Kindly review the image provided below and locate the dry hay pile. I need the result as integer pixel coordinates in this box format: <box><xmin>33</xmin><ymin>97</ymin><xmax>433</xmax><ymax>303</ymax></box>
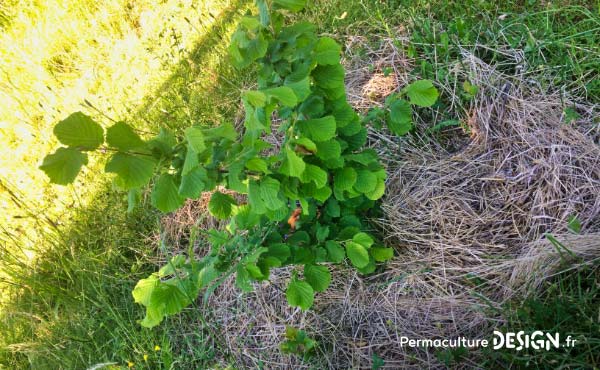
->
<box><xmin>159</xmin><ymin>39</ymin><xmax>600</xmax><ymax>369</ymax></box>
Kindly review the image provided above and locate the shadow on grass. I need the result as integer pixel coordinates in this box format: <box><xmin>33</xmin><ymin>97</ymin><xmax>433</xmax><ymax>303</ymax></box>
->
<box><xmin>0</xmin><ymin>1</ymin><xmax>250</xmax><ymax>368</ymax></box>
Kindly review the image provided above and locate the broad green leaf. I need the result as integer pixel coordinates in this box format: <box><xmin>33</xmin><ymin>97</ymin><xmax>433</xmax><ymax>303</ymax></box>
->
<box><xmin>371</xmin><ymin>247</ymin><xmax>394</xmax><ymax>262</ymax></box>
<box><xmin>354</xmin><ymin>170</ymin><xmax>377</xmax><ymax>193</ymax></box>
<box><xmin>345</xmin><ymin>150</ymin><xmax>378</xmax><ymax>165</ymax></box>
<box><xmin>273</xmin><ymin>0</ymin><xmax>306</xmax><ymax>12</ymax></box>
<box><xmin>338</xmin><ymin>117</ymin><xmax>361</xmax><ymax>136</ymax></box>
<box><xmin>151</xmin><ymin>174</ymin><xmax>185</xmax><ymax>213</ymax></box>
<box><xmin>286</xmin><ymin>278</ymin><xmax>314</xmax><ymax>310</ymax></box>
<box><xmin>239</xmin><ymin>16</ymin><xmax>261</xmax><ymax>30</ymax></box>
<box><xmin>314</xmin><ymin>37</ymin><xmax>341</xmax><ymax>65</ymax></box>
<box><xmin>312</xmin><ymin>64</ymin><xmax>345</xmax><ymax>99</ymax></box>
<box><xmin>300</xmin><ymin>164</ymin><xmax>328</xmax><ymax>188</ymax></box>
<box><xmin>244</xmin><ymin>90</ymin><xmax>267</xmax><ymax>107</ymax></box>
<box><xmin>245</xmin><ymin>158</ymin><xmax>270</xmax><ymax>173</ymax></box>
<box><xmin>263</xmin><ymin>86</ymin><xmax>298</xmax><ymax>107</ymax></box>
<box><xmin>148</xmin><ymin>127</ymin><xmax>176</xmax><ymax>156</ymax></box>
<box><xmin>365</xmin><ymin>178</ymin><xmax>385</xmax><ymax>200</ymax></box>
<box><xmin>106</xmin><ymin>121</ymin><xmax>145</xmax><ymax>150</ymax></box>
<box><xmin>331</xmin><ymin>100</ymin><xmax>356</xmax><ymax>128</ymax></box>
<box><xmin>334</xmin><ymin>167</ymin><xmax>357</xmax><ymax>191</ymax></box>
<box><xmin>344</xmin><ymin>127</ymin><xmax>368</xmax><ymax>151</ymax></box>
<box><xmin>127</xmin><ymin>188</ymin><xmax>141</xmax><ymax>213</ymax></box>
<box><xmin>260</xmin><ymin>177</ymin><xmax>285</xmax><ymax>210</ymax></box>
<box><xmin>280</xmin><ymin>147</ymin><xmax>306</xmax><ymax>178</ymax></box>
<box><xmin>315</xmin><ymin>140</ymin><xmax>341</xmax><ymax>160</ymax></box>
<box><xmin>182</xmin><ymin>147</ymin><xmax>199</xmax><ymax>176</ymax></box>
<box><xmin>203</xmin><ymin>123</ymin><xmax>237</xmax><ymax>141</ymax></box>
<box><xmin>294</xmin><ymin>137</ymin><xmax>317</xmax><ymax>153</ymax></box>
<box><xmin>353</xmin><ymin>232</ymin><xmax>374</xmax><ymax>248</ymax></box>
<box><xmin>388</xmin><ymin>99</ymin><xmax>413</xmax><ymax>135</ymax></box>
<box><xmin>178</xmin><ymin>167</ymin><xmax>206</xmax><ymax>199</ymax></box>
<box><xmin>268</xmin><ymin>243</ymin><xmax>291</xmax><ymax>262</ymax></box>
<box><xmin>105</xmin><ymin>152</ymin><xmax>156</xmax><ymax>190</ymax></box>
<box><xmin>236</xmin><ymin>265</ymin><xmax>253</xmax><ymax>292</ymax></box>
<box><xmin>316</xmin><ymin>224</ymin><xmax>329</xmax><ymax>242</ymax></box>
<box><xmin>208</xmin><ymin>191</ymin><xmax>236</xmax><ymax>219</ymax></box>
<box><xmin>312</xmin><ymin>185</ymin><xmax>332</xmax><ymax>202</ymax></box>
<box><xmin>325</xmin><ymin>240</ymin><xmax>345</xmax><ymax>263</ymax></box>
<box><xmin>232</xmin><ymin>204</ymin><xmax>260</xmax><ymax>229</ymax></box>
<box><xmin>248</xmin><ymin>180</ymin><xmax>267</xmax><ymax>214</ymax></box>
<box><xmin>53</xmin><ymin>112</ymin><xmax>104</xmax><ymax>149</ymax></box>
<box><xmin>297</xmin><ymin>116</ymin><xmax>336</xmax><ymax>142</ymax></box>
<box><xmin>285</xmin><ymin>76</ymin><xmax>311</xmax><ymax>101</ymax></box>
<box><xmin>324</xmin><ymin>198</ymin><xmax>340</xmax><ymax>217</ymax></box>
<box><xmin>304</xmin><ymin>264</ymin><xmax>331</xmax><ymax>292</ymax></box>
<box><xmin>346</xmin><ymin>241</ymin><xmax>369</xmax><ymax>268</ymax></box>
<box><xmin>357</xmin><ymin>258</ymin><xmax>376</xmax><ymax>274</ymax></box>
<box><xmin>132</xmin><ymin>275</ymin><xmax>194</xmax><ymax>328</ymax></box>
<box><xmin>185</xmin><ymin>127</ymin><xmax>206</xmax><ymax>153</ymax></box>
<box><xmin>40</xmin><ymin>147</ymin><xmax>88</xmax><ymax>185</ymax></box>
<box><xmin>404</xmin><ymin>80</ymin><xmax>439</xmax><ymax>107</ymax></box>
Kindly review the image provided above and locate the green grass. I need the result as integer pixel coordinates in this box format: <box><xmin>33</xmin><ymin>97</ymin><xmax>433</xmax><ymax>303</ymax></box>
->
<box><xmin>1</xmin><ymin>0</ymin><xmax>598</xmax><ymax>368</ymax></box>
<box><xmin>484</xmin><ymin>263</ymin><xmax>600</xmax><ymax>368</ymax></box>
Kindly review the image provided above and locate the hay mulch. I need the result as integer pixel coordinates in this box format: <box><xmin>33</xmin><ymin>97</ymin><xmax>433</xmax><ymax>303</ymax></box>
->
<box><xmin>158</xmin><ymin>38</ymin><xmax>600</xmax><ymax>369</ymax></box>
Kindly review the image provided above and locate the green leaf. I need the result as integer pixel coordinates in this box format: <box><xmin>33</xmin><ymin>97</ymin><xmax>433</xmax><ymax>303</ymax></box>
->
<box><xmin>312</xmin><ymin>64</ymin><xmax>345</xmax><ymax>99</ymax></box>
<box><xmin>315</xmin><ymin>140</ymin><xmax>341</xmax><ymax>160</ymax></box>
<box><xmin>127</xmin><ymin>188</ymin><xmax>141</xmax><ymax>213</ymax></box>
<box><xmin>40</xmin><ymin>147</ymin><xmax>88</xmax><ymax>185</ymax></box>
<box><xmin>325</xmin><ymin>240</ymin><xmax>345</xmax><ymax>263</ymax></box>
<box><xmin>300</xmin><ymin>164</ymin><xmax>328</xmax><ymax>188</ymax></box>
<box><xmin>185</xmin><ymin>127</ymin><xmax>206</xmax><ymax>153</ymax></box>
<box><xmin>388</xmin><ymin>99</ymin><xmax>413</xmax><ymax>135</ymax></box>
<box><xmin>245</xmin><ymin>158</ymin><xmax>270</xmax><ymax>174</ymax></box>
<box><xmin>404</xmin><ymin>80</ymin><xmax>439</xmax><ymax>107</ymax></box>
<box><xmin>280</xmin><ymin>147</ymin><xmax>306</xmax><ymax>178</ymax></box>
<box><xmin>315</xmin><ymin>224</ymin><xmax>329</xmax><ymax>242</ymax></box>
<box><xmin>106</xmin><ymin>121</ymin><xmax>145</xmax><ymax>150</ymax></box>
<box><xmin>244</xmin><ymin>90</ymin><xmax>267</xmax><ymax>107</ymax></box>
<box><xmin>260</xmin><ymin>177</ymin><xmax>285</xmax><ymax>210</ymax></box>
<box><xmin>294</xmin><ymin>137</ymin><xmax>317</xmax><ymax>153</ymax></box>
<box><xmin>334</xmin><ymin>167</ymin><xmax>357</xmax><ymax>191</ymax></box>
<box><xmin>353</xmin><ymin>232</ymin><xmax>374</xmax><ymax>248</ymax></box>
<box><xmin>248</xmin><ymin>180</ymin><xmax>267</xmax><ymax>214</ymax></box>
<box><xmin>354</xmin><ymin>170</ymin><xmax>377</xmax><ymax>193</ymax></box>
<box><xmin>268</xmin><ymin>243</ymin><xmax>291</xmax><ymax>262</ymax></box>
<box><xmin>208</xmin><ymin>191</ymin><xmax>236</xmax><ymax>219</ymax></box>
<box><xmin>263</xmin><ymin>86</ymin><xmax>298</xmax><ymax>107</ymax></box>
<box><xmin>182</xmin><ymin>147</ymin><xmax>199</xmax><ymax>176</ymax></box>
<box><xmin>53</xmin><ymin>112</ymin><xmax>104</xmax><ymax>149</ymax></box>
<box><xmin>304</xmin><ymin>265</ymin><xmax>331</xmax><ymax>292</ymax></box>
<box><xmin>365</xmin><ymin>178</ymin><xmax>385</xmax><ymax>200</ymax></box>
<box><xmin>286</xmin><ymin>278</ymin><xmax>314</xmax><ymax>310</ymax></box>
<box><xmin>312</xmin><ymin>185</ymin><xmax>332</xmax><ymax>202</ymax></box>
<box><xmin>236</xmin><ymin>265</ymin><xmax>253</xmax><ymax>292</ymax></box>
<box><xmin>203</xmin><ymin>123</ymin><xmax>237</xmax><ymax>141</ymax></box>
<box><xmin>273</xmin><ymin>0</ymin><xmax>306</xmax><ymax>12</ymax></box>
<box><xmin>297</xmin><ymin>116</ymin><xmax>336</xmax><ymax>142</ymax></box>
<box><xmin>371</xmin><ymin>247</ymin><xmax>394</xmax><ymax>262</ymax></box>
<box><xmin>151</xmin><ymin>174</ymin><xmax>185</xmax><ymax>213</ymax></box>
<box><xmin>178</xmin><ymin>167</ymin><xmax>206</xmax><ymax>199</ymax></box>
<box><xmin>105</xmin><ymin>153</ymin><xmax>156</xmax><ymax>190</ymax></box>
<box><xmin>346</xmin><ymin>241</ymin><xmax>369</xmax><ymax>268</ymax></box>
<box><xmin>314</xmin><ymin>37</ymin><xmax>341</xmax><ymax>65</ymax></box>
<box><xmin>285</xmin><ymin>76</ymin><xmax>311</xmax><ymax>101</ymax></box>
<box><xmin>567</xmin><ymin>215</ymin><xmax>581</xmax><ymax>234</ymax></box>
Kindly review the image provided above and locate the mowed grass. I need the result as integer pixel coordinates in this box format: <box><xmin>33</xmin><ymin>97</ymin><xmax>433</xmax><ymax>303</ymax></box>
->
<box><xmin>1</xmin><ymin>0</ymin><xmax>598</xmax><ymax>369</ymax></box>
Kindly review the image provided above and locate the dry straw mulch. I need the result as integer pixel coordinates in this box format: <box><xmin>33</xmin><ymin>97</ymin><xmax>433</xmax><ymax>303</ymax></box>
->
<box><xmin>158</xmin><ymin>38</ymin><xmax>600</xmax><ymax>369</ymax></box>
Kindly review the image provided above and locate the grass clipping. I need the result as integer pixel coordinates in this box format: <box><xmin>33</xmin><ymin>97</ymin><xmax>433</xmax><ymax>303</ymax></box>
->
<box><xmin>161</xmin><ymin>43</ymin><xmax>600</xmax><ymax>368</ymax></box>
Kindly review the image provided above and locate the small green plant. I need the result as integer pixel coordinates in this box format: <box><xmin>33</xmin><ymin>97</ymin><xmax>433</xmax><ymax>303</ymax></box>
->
<box><xmin>40</xmin><ymin>0</ymin><xmax>438</xmax><ymax>329</ymax></box>
<box><xmin>280</xmin><ymin>326</ymin><xmax>316</xmax><ymax>360</ymax></box>
<box><xmin>363</xmin><ymin>80</ymin><xmax>439</xmax><ymax>135</ymax></box>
